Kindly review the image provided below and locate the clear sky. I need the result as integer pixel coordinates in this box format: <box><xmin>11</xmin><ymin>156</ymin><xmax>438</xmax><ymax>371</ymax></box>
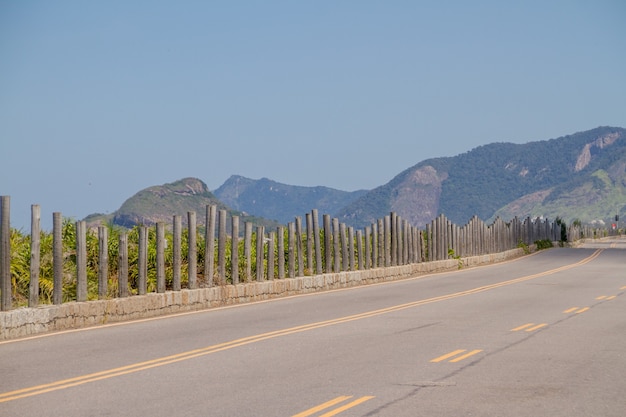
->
<box><xmin>2</xmin><ymin>1</ymin><xmax>625</xmax><ymax>230</ymax></box>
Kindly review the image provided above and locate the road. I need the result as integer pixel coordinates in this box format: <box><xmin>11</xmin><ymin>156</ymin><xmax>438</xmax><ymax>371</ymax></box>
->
<box><xmin>1</xmin><ymin>238</ymin><xmax>625</xmax><ymax>416</ymax></box>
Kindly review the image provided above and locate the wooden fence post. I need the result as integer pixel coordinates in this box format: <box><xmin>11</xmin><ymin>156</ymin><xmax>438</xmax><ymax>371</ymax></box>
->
<box><xmin>295</xmin><ymin>217</ymin><xmax>304</xmax><ymax>277</ymax></box>
<box><xmin>138</xmin><ymin>226</ymin><xmax>147</xmax><ymax>295</ymax></box>
<box><xmin>384</xmin><ymin>215</ymin><xmax>391</xmax><ymax>267</ymax></box>
<box><xmin>173</xmin><ymin>215</ymin><xmax>182</xmax><ymax>291</ymax></box>
<box><xmin>232</xmin><ymin>216</ymin><xmax>239</xmax><ymax>284</ymax></box>
<box><xmin>357</xmin><ymin>229</ymin><xmax>363</xmax><ymax>271</ymax></box>
<box><xmin>288</xmin><ymin>222</ymin><xmax>295</xmax><ymax>278</ymax></box>
<box><xmin>205</xmin><ymin>205</ymin><xmax>216</xmax><ymax>287</ymax></box>
<box><xmin>364</xmin><ymin>226</ymin><xmax>371</xmax><ymax>270</ymax></box>
<box><xmin>312</xmin><ymin>210</ymin><xmax>322</xmax><ymax>275</ymax></box>
<box><xmin>218</xmin><ymin>210</ymin><xmax>227</xmax><ymax>285</ymax></box>
<box><xmin>29</xmin><ymin>204</ymin><xmax>41</xmax><ymax>307</ymax></box>
<box><xmin>333</xmin><ymin>218</ymin><xmax>340</xmax><ymax>273</ymax></box>
<box><xmin>53</xmin><ymin>212</ymin><xmax>63</xmax><ymax>305</ymax></box>
<box><xmin>1</xmin><ymin>196</ymin><xmax>11</xmax><ymax>310</ymax></box>
<box><xmin>256</xmin><ymin>226</ymin><xmax>265</xmax><ymax>281</ymax></box>
<box><xmin>340</xmin><ymin>222</ymin><xmax>348</xmax><ymax>271</ymax></box>
<box><xmin>323</xmin><ymin>214</ymin><xmax>332</xmax><ymax>273</ymax></box>
<box><xmin>348</xmin><ymin>226</ymin><xmax>355</xmax><ymax>271</ymax></box>
<box><xmin>267</xmin><ymin>231</ymin><xmax>275</xmax><ymax>280</ymax></box>
<box><xmin>305</xmin><ymin>213</ymin><xmax>313</xmax><ymax>275</ymax></box>
<box><xmin>156</xmin><ymin>222</ymin><xmax>165</xmax><ymax>293</ymax></box>
<box><xmin>244</xmin><ymin>222</ymin><xmax>252</xmax><ymax>281</ymax></box>
<box><xmin>118</xmin><ymin>232</ymin><xmax>128</xmax><ymax>298</ymax></box>
<box><xmin>76</xmin><ymin>220</ymin><xmax>87</xmax><ymax>302</ymax></box>
<box><xmin>188</xmin><ymin>211</ymin><xmax>197</xmax><ymax>289</ymax></box>
<box><xmin>277</xmin><ymin>226</ymin><xmax>285</xmax><ymax>279</ymax></box>
<box><xmin>98</xmin><ymin>225</ymin><xmax>109</xmax><ymax>298</ymax></box>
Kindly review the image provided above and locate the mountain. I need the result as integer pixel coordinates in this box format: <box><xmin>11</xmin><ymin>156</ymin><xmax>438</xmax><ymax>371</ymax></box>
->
<box><xmin>336</xmin><ymin>126</ymin><xmax>626</xmax><ymax>228</ymax></box>
<box><xmin>86</xmin><ymin>178</ymin><xmax>280</xmax><ymax>230</ymax></box>
<box><xmin>214</xmin><ymin>175</ymin><xmax>369</xmax><ymax>224</ymax></box>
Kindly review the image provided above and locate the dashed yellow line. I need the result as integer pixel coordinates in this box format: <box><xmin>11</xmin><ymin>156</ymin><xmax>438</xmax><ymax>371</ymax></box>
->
<box><xmin>431</xmin><ymin>349</ymin><xmax>483</xmax><ymax>363</ymax></box>
<box><xmin>292</xmin><ymin>395</ymin><xmax>375</xmax><ymax>417</ymax></box>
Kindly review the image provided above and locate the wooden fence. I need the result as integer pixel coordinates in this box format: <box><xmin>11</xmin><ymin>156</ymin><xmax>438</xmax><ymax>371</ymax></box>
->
<box><xmin>0</xmin><ymin>195</ymin><xmax>600</xmax><ymax>311</ymax></box>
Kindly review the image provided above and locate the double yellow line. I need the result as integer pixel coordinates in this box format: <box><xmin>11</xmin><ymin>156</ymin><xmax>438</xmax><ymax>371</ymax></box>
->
<box><xmin>292</xmin><ymin>395</ymin><xmax>375</xmax><ymax>417</ymax></box>
<box><xmin>0</xmin><ymin>249</ymin><xmax>602</xmax><ymax>403</ymax></box>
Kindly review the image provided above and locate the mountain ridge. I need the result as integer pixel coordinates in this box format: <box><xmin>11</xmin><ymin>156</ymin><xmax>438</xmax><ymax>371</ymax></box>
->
<box><xmin>85</xmin><ymin>126</ymin><xmax>626</xmax><ymax>230</ymax></box>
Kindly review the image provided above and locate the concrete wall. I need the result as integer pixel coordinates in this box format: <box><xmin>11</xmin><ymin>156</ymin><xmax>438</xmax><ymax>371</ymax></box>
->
<box><xmin>0</xmin><ymin>247</ymin><xmax>530</xmax><ymax>341</ymax></box>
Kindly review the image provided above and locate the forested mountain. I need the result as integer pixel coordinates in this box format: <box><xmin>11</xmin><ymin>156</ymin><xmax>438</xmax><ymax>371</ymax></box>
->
<box><xmin>336</xmin><ymin>126</ymin><xmax>626</xmax><ymax>228</ymax></box>
<box><xmin>86</xmin><ymin>178</ymin><xmax>280</xmax><ymax>231</ymax></box>
<box><xmin>86</xmin><ymin>127</ymin><xmax>626</xmax><ymax>231</ymax></box>
<box><xmin>214</xmin><ymin>175</ymin><xmax>368</xmax><ymax>224</ymax></box>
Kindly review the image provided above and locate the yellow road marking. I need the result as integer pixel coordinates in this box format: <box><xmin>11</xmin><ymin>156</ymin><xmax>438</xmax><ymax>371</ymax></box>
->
<box><xmin>563</xmin><ymin>307</ymin><xmax>579</xmax><ymax>313</ymax></box>
<box><xmin>0</xmin><ymin>249</ymin><xmax>603</xmax><ymax>403</ymax></box>
<box><xmin>430</xmin><ymin>349</ymin><xmax>467</xmax><ymax>363</ymax></box>
<box><xmin>317</xmin><ymin>396</ymin><xmax>375</xmax><ymax>417</ymax></box>
<box><xmin>576</xmin><ymin>307</ymin><xmax>590</xmax><ymax>314</ymax></box>
<box><xmin>511</xmin><ymin>323</ymin><xmax>535</xmax><ymax>331</ymax></box>
<box><xmin>292</xmin><ymin>396</ymin><xmax>353</xmax><ymax>417</ymax></box>
<box><xmin>596</xmin><ymin>296</ymin><xmax>607</xmax><ymax>300</ymax></box>
<box><xmin>525</xmin><ymin>323</ymin><xmax>547</xmax><ymax>332</ymax></box>
<box><xmin>449</xmin><ymin>349</ymin><xmax>483</xmax><ymax>363</ymax></box>
<box><xmin>620</xmin><ymin>286</ymin><xmax>626</xmax><ymax>290</ymax></box>
<box><xmin>606</xmin><ymin>295</ymin><xmax>616</xmax><ymax>300</ymax></box>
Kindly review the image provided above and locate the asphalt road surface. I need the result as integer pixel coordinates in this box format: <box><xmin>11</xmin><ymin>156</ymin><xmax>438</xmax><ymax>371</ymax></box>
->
<box><xmin>1</xmin><ymin>238</ymin><xmax>625</xmax><ymax>416</ymax></box>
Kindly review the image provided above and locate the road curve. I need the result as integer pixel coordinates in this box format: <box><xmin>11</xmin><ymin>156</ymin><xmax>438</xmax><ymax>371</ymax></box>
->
<box><xmin>1</xmin><ymin>238</ymin><xmax>625</xmax><ymax>416</ymax></box>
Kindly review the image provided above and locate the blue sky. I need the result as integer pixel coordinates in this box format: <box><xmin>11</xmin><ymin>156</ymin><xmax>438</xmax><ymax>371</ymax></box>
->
<box><xmin>2</xmin><ymin>1</ymin><xmax>625</xmax><ymax>230</ymax></box>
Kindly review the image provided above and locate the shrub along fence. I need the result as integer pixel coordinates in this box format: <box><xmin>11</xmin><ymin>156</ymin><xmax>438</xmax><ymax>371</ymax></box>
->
<box><xmin>0</xmin><ymin>195</ymin><xmax>601</xmax><ymax>312</ymax></box>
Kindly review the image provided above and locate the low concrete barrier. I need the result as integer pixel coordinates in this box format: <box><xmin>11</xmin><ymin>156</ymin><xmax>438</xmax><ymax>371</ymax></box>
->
<box><xmin>0</xmin><ymin>247</ymin><xmax>530</xmax><ymax>341</ymax></box>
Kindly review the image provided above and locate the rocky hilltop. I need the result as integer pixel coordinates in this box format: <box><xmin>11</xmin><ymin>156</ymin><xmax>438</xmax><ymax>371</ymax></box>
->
<box><xmin>336</xmin><ymin>126</ymin><xmax>626</xmax><ymax>227</ymax></box>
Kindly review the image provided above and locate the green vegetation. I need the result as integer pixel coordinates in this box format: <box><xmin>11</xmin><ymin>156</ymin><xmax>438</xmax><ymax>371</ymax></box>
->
<box><xmin>447</xmin><ymin>248</ymin><xmax>463</xmax><ymax>269</ymax></box>
<box><xmin>534</xmin><ymin>239</ymin><xmax>554</xmax><ymax>250</ymax></box>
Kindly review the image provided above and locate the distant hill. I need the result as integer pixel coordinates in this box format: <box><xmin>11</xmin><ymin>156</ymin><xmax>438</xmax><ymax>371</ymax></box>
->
<box><xmin>336</xmin><ymin>126</ymin><xmax>626</xmax><ymax>227</ymax></box>
<box><xmin>85</xmin><ymin>126</ymin><xmax>626</xmax><ymax>231</ymax></box>
<box><xmin>214</xmin><ymin>175</ymin><xmax>369</xmax><ymax>224</ymax></box>
<box><xmin>85</xmin><ymin>178</ymin><xmax>281</xmax><ymax>230</ymax></box>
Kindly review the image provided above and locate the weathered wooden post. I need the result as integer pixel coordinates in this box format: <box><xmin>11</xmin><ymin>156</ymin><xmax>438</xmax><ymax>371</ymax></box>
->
<box><xmin>372</xmin><ymin>222</ymin><xmax>379</xmax><ymax>268</ymax></box>
<box><xmin>288</xmin><ymin>222</ymin><xmax>295</xmax><ymax>278</ymax></box>
<box><xmin>231</xmin><ymin>216</ymin><xmax>239</xmax><ymax>284</ymax></box>
<box><xmin>357</xmin><ymin>229</ymin><xmax>364</xmax><ymax>271</ymax></box>
<box><xmin>377</xmin><ymin>219</ymin><xmax>384</xmax><ymax>267</ymax></box>
<box><xmin>295</xmin><ymin>217</ymin><xmax>304</xmax><ymax>277</ymax></box>
<box><xmin>340</xmin><ymin>222</ymin><xmax>348</xmax><ymax>271</ymax></box>
<box><xmin>30</xmin><ymin>204</ymin><xmax>41</xmax><ymax>307</ymax></box>
<box><xmin>76</xmin><ymin>220</ymin><xmax>87</xmax><ymax>302</ymax></box>
<box><xmin>53</xmin><ymin>212</ymin><xmax>63</xmax><ymax>304</ymax></box>
<box><xmin>364</xmin><ymin>226</ymin><xmax>371</xmax><ymax>270</ymax></box>
<box><xmin>205</xmin><ymin>205</ymin><xmax>216</xmax><ymax>287</ymax></box>
<box><xmin>156</xmin><ymin>222</ymin><xmax>165</xmax><ymax>293</ymax></box>
<box><xmin>348</xmin><ymin>226</ymin><xmax>355</xmax><ymax>271</ymax></box>
<box><xmin>312</xmin><ymin>210</ymin><xmax>322</xmax><ymax>275</ymax></box>
<box><xmin>138</xmin><ymin>226</ymin><xmax>147</xmax><ymax>295</ymax></box>
<box><xmin>256</xmin><ymin>226</ymin><xmax>265</xmax><ymax>281</ymax></box>
<box><xmin>305</xmin><ymin>213</ymin><xmax>313</xmax><ymax>274</ymax></box>
<box><xmin>118</xmin><ymin>232</ymin><xmax>128</xmax><ymax>298</ymax></box>
<box><xmin>390</xmin><ymin>213</ymin><xmax>397</xmax><ymax>266</ymax></box>
<box><xmin>98</xmin><ymin>225</ymin><xmax>109</xmax><ymax>298</ymax></box>
<box><xmin>244</xmin><ymin>221</ymin><xmax>253</xmax><ymax>282</ymax></box>
<box><xmin>267</xmin><ymin>231</ymin><xmax>275</xmax><ymax>280</ymax></box>
<box><xmin>277</xmin><ymin>226</ymin><xmax>285</xmax><ymax>279</ymax></box>
<box><xmin>1</xmin><ymin>196</ymin><xmax>11</xmax><ymax>310</ymax></box>
<box><xmin>218</xmin><ymin>210</ymin><xmax>227</xmax><ymax>285</ymax></box>
<box><xmin>173</xmin><ymin>215</ymin><xmax>182</xmax><ymax>291</ymax></box>
<box><xmin>384</xmin><ymin>215</ymin><xmax>391</xmax><ymax>267</ymax></box>
<box><xmin>323</xmin><ymin>214</ymin><xmax>332</xmax><ymax>273</ymax></box>
<box><xmin>333</xmin><ymin>218</ymin><xmax>340</xmax><ymax>272</ymax></box>
<box><xmin>188</xmin><ymin>211</ymin><xmax>197</xmax><ymax>289</ymax></box>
